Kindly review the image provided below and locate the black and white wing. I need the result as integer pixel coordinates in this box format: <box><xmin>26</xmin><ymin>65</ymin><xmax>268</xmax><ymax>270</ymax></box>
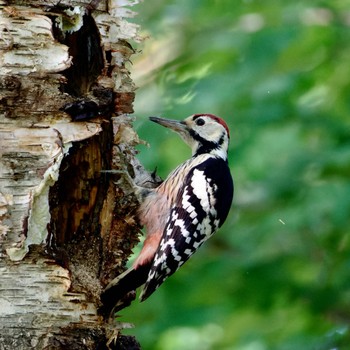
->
<box><xmin>140</xmin><ymin>157</ymin><xmax>233</xmax><ymax>301</ymax></box>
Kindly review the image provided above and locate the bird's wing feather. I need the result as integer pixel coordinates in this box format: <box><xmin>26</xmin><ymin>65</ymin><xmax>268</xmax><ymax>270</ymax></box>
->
<box><xmin>140</xmin><ymin>157</ymin><xmax>233</xmax><ymax>301</ymax></box>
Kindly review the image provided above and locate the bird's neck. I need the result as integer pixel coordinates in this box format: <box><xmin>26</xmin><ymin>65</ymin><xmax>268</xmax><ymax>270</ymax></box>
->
<box><xmin>192</xmin><ymin>138</ymin><xmax>228</xmax><ymax>161</ymax></box>
<box><xmin>192</xmin><ymin>144</ymin><xmax>228</xmax><ymax>160</ymax></box>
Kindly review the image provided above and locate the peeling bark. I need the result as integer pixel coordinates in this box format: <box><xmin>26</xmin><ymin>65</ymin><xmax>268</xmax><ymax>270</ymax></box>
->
<box><xmin>0</xmin><ymin>1</ymin><xmax>147</xmax><ymax>348</ymax></box>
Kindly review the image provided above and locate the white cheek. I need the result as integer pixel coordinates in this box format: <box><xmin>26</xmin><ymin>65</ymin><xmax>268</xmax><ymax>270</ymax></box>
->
<box><xmin>202</xmin><ymin>127</ymin><xmax>222</xmax><ymax>142</ymax></box>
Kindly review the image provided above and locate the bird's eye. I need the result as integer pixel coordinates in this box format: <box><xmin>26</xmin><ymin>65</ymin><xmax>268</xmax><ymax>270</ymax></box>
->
<box><xmin>195</xmin><ymin>118</ymin><xmax>205</xmax><ymax>126</ymax></box>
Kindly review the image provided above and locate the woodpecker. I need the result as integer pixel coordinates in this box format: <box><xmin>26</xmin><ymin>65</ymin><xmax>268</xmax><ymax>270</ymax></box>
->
<box><xmin>101</xmin><ymin>114</ymin><xmax>233</xmax><ymax>312</ymax></box>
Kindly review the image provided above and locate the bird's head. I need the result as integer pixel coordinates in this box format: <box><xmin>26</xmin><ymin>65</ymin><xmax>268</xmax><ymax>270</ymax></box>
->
<box><xmin>149</xmin><ymin>114</ymin><xmax>230</xmax><ymax>159</ymax></box>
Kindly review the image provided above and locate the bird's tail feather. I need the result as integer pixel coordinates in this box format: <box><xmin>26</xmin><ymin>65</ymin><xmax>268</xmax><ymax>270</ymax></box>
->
<box><xmin>100</xmin><ymin>264</ymin><xmax>150</xmax><ymax>316</ymax></box>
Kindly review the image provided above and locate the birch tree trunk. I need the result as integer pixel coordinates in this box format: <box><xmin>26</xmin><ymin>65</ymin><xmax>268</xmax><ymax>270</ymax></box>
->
<box><xmin>0</xmin><ymin>1</ymin><xmax>146</xmax><ymax>348</ymax></box>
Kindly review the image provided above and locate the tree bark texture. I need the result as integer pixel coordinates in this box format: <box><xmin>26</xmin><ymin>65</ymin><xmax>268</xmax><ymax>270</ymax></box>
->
<box><xmin>0</xmin><ymin>0</ymin><xmax>146</xmax><ymax>348</ymax></box>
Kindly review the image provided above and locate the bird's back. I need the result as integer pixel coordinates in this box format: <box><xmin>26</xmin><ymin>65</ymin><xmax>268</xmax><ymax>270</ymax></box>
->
<box><xmin>140</xmin><ymin>154</ymin><xmax>233</xmax><ymax>300</ymax></box>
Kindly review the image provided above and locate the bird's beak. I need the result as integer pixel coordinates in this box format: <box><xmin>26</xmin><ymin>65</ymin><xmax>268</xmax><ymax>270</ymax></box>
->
<box><xmin>149</xmin><ymin>116</ymin><xmax>187</xmax><ymax>135</ymax></box>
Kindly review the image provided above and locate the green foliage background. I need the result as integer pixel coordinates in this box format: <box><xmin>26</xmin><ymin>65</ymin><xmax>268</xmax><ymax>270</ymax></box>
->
<box><xmin>122</xmin><ymin>1</ymin><xmax>350</xmax><ymax>349</ymax></box>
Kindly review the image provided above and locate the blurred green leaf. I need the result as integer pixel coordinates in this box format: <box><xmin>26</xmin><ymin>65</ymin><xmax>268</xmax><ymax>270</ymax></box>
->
<box><xmin>125</xmin><ymin>1</ymin><xmax>350</xmax><ymax>349</ymax></box>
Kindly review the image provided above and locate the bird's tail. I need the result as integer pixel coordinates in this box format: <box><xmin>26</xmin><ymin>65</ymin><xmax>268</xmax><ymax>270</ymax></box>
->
<box><xmin>100</xmin><ymin>264</ymin><xmax>150</xmax><ymax>316</ymax></box>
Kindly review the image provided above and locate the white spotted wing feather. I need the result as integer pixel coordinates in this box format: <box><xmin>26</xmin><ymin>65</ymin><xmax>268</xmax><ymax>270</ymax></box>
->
<box><xmin>140</xmin><ymin>156</ymin><xmax>233</xmax><ymax>301</ymax></box>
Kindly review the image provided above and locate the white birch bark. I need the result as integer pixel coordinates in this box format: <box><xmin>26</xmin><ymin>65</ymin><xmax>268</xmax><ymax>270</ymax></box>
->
<box><xmin>0</xmin><ymin>1</ymin><xmax>144</xmax><ymax>348</ymax></box>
